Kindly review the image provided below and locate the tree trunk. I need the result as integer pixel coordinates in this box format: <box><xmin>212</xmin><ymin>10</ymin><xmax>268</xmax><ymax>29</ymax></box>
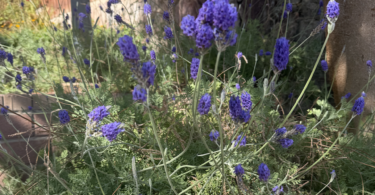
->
<box><xmin>325</xmin><ymin>0</ymin><xmax>375</xmax><ymax>133</ymax></box>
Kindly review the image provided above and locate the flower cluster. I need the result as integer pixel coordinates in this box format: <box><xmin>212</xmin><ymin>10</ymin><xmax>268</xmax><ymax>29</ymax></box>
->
<box><xmin>258</xmin><ymin>163</ymin><xmax>270</xmax><ymax>182</ymax></box>
<box><xmin>88</xmin><ymin>106</ymin><xmax>110</xmax><ymax>122</ymax></box>
<box><xmin>117</xmin><ymin>35</ymin><xmax>140</xmax><ymax>62</ymax></box>
<box><xmin>85</xmin><ymin>4</ymin><xmax>90</xmax><ymax>14</ymax></box>
<box><xmin>150</xmin><ymin>50</ymin><xmax>156</xmax><ymax>60</ymax></box>
<box><xmin>58</xmin><ymin>110</ymin><xmax>70</xmax><ymax>125</ymax></box>
<box><xmin>101</xmin><ymin>122</ymin><xmax>125</xmax><ymax>142</ymax></box>
<box><xmin>321</xmin><ymin>60</ymin><xmax>328</xmax><ymax>72</ymax></box>
<box><xmin>62</xmin><ymin>76</ymin><xmax>76</xmax><ymax>83</ymax></box>
<box><xmin>272</xmin><ymin>125</ymin><xmax>306</xmax><ymax>148</ymax></box>
<box><xmin>273</xmin><ymin>37</ymin><xmax>290</xmax><ymax>72</ymax></box>
<box><xmin>141</xmin><ymin>61</ymin><xmax>156</xmax><ymax>86</ymax></box>
<box><xmin>1</xmin><ymin>106</ymin><xmax>9</xmax><ymax>115</ymax></box>
<box><xmin>229</xmin><ymin>94</ymin><xmax>252</xmax><ymax>123</ymax></box>
<box><xmin>163</xmin><ymin>11</ymin><xmax>170</xmax><ymax>22</ymax></box>
<box><xmin>144</xmin><ymin>3</ymin><xmax>151</xmax><ymax>15</ymax></box>
<box><xmin>190</xmin><ymin>58</ymin><xmax>200</xmax><ymax>79</ymax></box>
<box><xmin>179</xmin><ymin>0</ymin><xmax>238</xmax><ymax>51</ymax></box>
<box><xmin>197</xmin><ymin>93</ymin><xmax>211</xmax><ymax>115</ymax></box>
<box><xmin>84</xmin><ymin>58</ymin><xmax>90</xmax><ymax>66</ymax></box>
<box><xmin>209</xmin><ymin>130</ymin><xmax>219</xmax><ymax>141</ymax></box>
<box><xmin>164</xmin><ymin>26</ymin><xmax>173</xmax><ymax>40</ymax></box>
<box><xmin>22</xmin><ymin>66</ymin><xmax>34</xmax><ymax>75</ymax></box>
<box><xmin>233</xmin><ymin>134</ymin><xmax>246</xmax><ymax>147</ymax></box>
<box><xmin>326</xmin><ymin>0</ymin><xmax>340</xmax><ymax>19</ymax></box>
<box><xmin>181</xmin><ymin>15</ymin><xmax>196</xmax><ymax>37</ymax></box>
<box><xmin>145</xmin><ymin>24</ymin><xmax>153</xmax><ymax>36</ymax></box>
<box><xmin>234</xmin><ymin>164</ymin><xmax>245</xmax><ymax>176</ymax></box>
<box><xmin>352</xmin><ymin>95</ymin><xmax>365</xmax><ymax>116</ymax></box>
<box><xmin>78</xmin><ymin>13</ymin><xmax>86</xmax><ymax>32</ymax></box>
<box><xmin>133</xmin><ymin>86</ymin><xmax>147</xmax><ymax>102</ymax></box>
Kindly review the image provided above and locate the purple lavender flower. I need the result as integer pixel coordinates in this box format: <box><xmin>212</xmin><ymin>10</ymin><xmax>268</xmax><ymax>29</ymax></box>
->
<box><xmin>142</xmin><ymin>61</ymin><xmax>156</xmax><ymax>86</ymax></box>
<box><xmin>15</xmin><ymin>74</ymin><xmax>22</xmax><ymax>82</ymax></box>
<box><xmin>362</xmin><ymin>91</ymin><xmax>366</xmax><ymax>97</ymax></box>
<box><xmin>213</xmin><ymin>0</ymin><xmax>237</xmax><ymax>31</ymax></box>
<box><xmin>273</xmin><ymin>37</ymin><xmax>290</xmax><ymax>72</ymax></box>
<box><xmin>272</xmin><ymin>186</ymin><xmax>284</xmax><ymax>193</ymax></box>
<box><xmin>117</xmin><ymin>35</ymin><xmax>140</xmax><ymax>62</ymax></box>
<box><xmin>190</xmin><ymin>58</ymin><xmax>200</xmax><ymax>79</ymax></box>
<box><xmin>108</xmin><ymin>0</ymin><xmax>119</xmax><ymax>4</ymax></box>
<box><xmin>252</xmin><ymin>76</ymin><xmax>256</xmax><ymax>82</ymax></box>
<box><xmin>188</xmin><ymin>48</ymin><xmax>194</xmax><ymax>55</ymax></box>
<box><xmin>37</xmin><ymin>47</ymin><xmax>45</xmax><ymax>55</ymax></box>
<box><xmin>84</xmin><ymin>58</ymin><xmax>90</xmax><ymax>66</ymax></box>
<box><xmin>99</xmin><ymin>5</ymin><xmax>103</xmax><ymax>11</ymax></box>
<box><xmin>117</xmin><ymin>29</ymin><xmax>120</xmax><ymax>34</ymax></box>
<box><xmin>275</xmin><ymin>127</ymin><xmax>287</xmax><ymax>136</ymax></box>
<box><xmin>0</xmin><ymin>50</ymin><xmax>7</xmax><ymax>60</ymax></box>
<box><xmin>352</xmin><ymin>96</ymin><xmax>365</xmax><ymax>115</ymax></box>
<box><xmin>1</xmin><ymin>106</ymin><xmax>9</xmax><ymax>115</ymax></box>
<box><xmin>195</xmin><ymin>24</ymin><xmax>214</xmax><ymax>49</ymax></box>
<box><xmin>28</xmin><ymin>106</ymin><xmax>32</xmax><ymax>111</ymax></box>
<box><xmin>342</xmin><ymin>92</ymin><xmax>351</xmax><ymax>99</ymax></box>
<box><xmin>22</xmin><ymin>66</ymin><xmax>32</xmax><ymax>75</ymax></box>
<box><xmin>197</xmin><ymin>93</ymin><xmax>211</xmax><ymax>115</ymax></box>
<box><xmin>146</xmin><ymin>38</ymin><xmax>149</xmax><ymax>44</ymax></box>
<box><xmin>133</xmin><ymin>87</ymin><xmax>147</xmax><ymax>102</ymax></box>
<box><xmin>321</xmin><ymin>20</ymin><xmax>328</xmax><ymax>30</ymax></box>
<box><xmin>58</xmin><ymin>110</ymin><xmax>70</xmax><ymax>124</ymax></box>
<box><xmin>241</xmin><ymin>91</ymin><xmax>252</xmax><ymax>111</ymax></box>
<box><xmin>209</xmin><ymin>130</ymin><xmax>219</xmax><ymax>141</ymax></box>
<box><xmin>85</xmin><ymin>4</ymin><xmax>91</xmax><ymax>14</ymax></box>
<box><xmin>259</xmin><ymin>49</ymin><xmax>263</xmax><ymax>56</ymax></box>
<box><xmin>29</xmin><ymin>88</ymin><xmax>33</xmax><ymax>94</ymax></box>
<box><xmin>265</xmin><ymin>51</ymin><xmax>272</xmax><ymax>56</ymax></box>
<box><xmin>150</xmin><ymin>50</ymin><xmax>156</xmax><ymax>60</ymax></box>
<box><xmin>239</xmin><ymin>110</ymin><xmax>251</xmax><ymax>123</ymax></box>
<box><xmin>234</xmin><ymin>164</ymin><xmax>245</xmax><ymax>176</ymax></box>
<box><xmin>172</xmin><ymin>46</ymin><xmax>176</xmax><ymax>53</ymax></box>
<box><xmin>142</xmin><ymin>45</ymin><xmax>147</xmax><ymax>52</ymax></box>
<box><xmin>95</xmin><ymin>84</ymin><xmax>99</xmax><ymax>88</ymax></box>
<box><xmin>258</xmin><ymin>163</ymin><xmax>270</xmax><ymax>182</ymax></box>
<box><xmin>101</xmin><ymin>122</ymin><xmax>124</xmax><ymax>142</ymax></box>
<box><xmin>62</xmin><ymin>76</ymin><xmax>70</xmax><ymax>82</ymax></box>
<box><xmin>283</xmin><ymin>11</ymin><xmax>288</xmax><ymax>18</ymax></box>
<box><xmin>326</xmin><ymin>0</ymin><xmax>340</xmax><ymax>19</ymax></box>
<box><xmin>78</xmin><ymin>13</ymin><xmax>86</xmax><ymax>21</ymax></box>
<box><xmin>88</xmin><ymin>106</ymin><xmax>110</xmax><ymax>122</ymax></box>
<box><xmin>164</xmin><ymin>26</ymin><xmax>173</xmax><ymax>39</ymax></box>
<box><xmin>172</xmin><ymin>95</ymin><xmax>175</xmax><ymax>101</ymax></box>
<box><xmin>163</xmin><ymin>11</ymin><xmax>170</xmax><ymax>22</ymax></box>
<box><xmin>233</xmin><ymin>135</ymin><xmax>246</xmax><ymax>147</ymax></box>
<box><xmin>367</xmin><ymin>60</ymin><xmax>372</xmax><ymax>68</ymax></box>
<box><xmin>172</xmin><ymin>53</ymin><xmax>178</xmax><ymax>63</ymax></box>
<box><xmin>286</xmin><ymin>3</ymin><xmax>292</xmax><ymax>12</ymax></box>
<box><xmin>16</xmin><ymin>84</ymin><xmax>22</xmax><ymax>90</ymax></box>
<box><xmin>295</xmin><ymin>124</ymin><xmax>306</xmax><ymax>134</ymax></box>
<box><xmin>181</xmin><ymin>15</ymin><xmax>196</xmax><ymax>37</ymax></box>
<box><xmin>21</xmin><ymin>2</ymin><xmax>24</xmax><ymax>7</ymax></box>
<box><xmin>279</xmin><ymin>138</ymin><xmax>293</xmax><ymax>148</ymax></box>
<box><xmin>237</xmin><ymin>52</ymin><xmax>243</xmax><ymax>59</ymax></box>
<box><xmin>321</xmin><ymin>60</ymin><xmax>328</xmax><ymax>72</ymax></box>
<box><xmin>71</xmin><ymin>77</ymin><xmax>76</xmax><ymax>83</ymax></box>
<box><xmin>229</xmin><ymin>96</ymin><xmax>242</xmax><ymax>119</ymax></box>
<box><xmin>196</xmin><ymin>0</ymin><xmax>213</xmax><ymax>24</ymax></box>
<box><xmin>235</xmin><ymin>83</ymin><xmax>240</xmax><ymax>90</ymax></box>
<box><xmin>144</xmin><ymin>3</ymin><xmax>151</xmax><ymax>15</ymax></box>
<box><xmin>145</xmin><ymin>24</ymin><xmax>153</xmax><ymax>36</ymax></box>
<box><xmin>114</xmin><ymin>14</ymin><xmax>124</xmax><ymax>24</ymax></box>
<box><xmin>7</xmin><ymin>53</ymin><xmax>13</xmax><ymax>65</ymax></box>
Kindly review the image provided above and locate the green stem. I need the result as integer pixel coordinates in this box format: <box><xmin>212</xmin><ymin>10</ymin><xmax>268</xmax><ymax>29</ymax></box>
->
<box><xmin>146</xmin><ymin>104</ymin><xmax>177</xmax><ymax>194</ymax></box>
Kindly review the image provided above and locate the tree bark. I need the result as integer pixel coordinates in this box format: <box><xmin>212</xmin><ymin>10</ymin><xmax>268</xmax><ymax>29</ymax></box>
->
<box><xmin>325</xmin><ymin>0</ymin><xmax>375</xmax><ymax>133</ymax></box>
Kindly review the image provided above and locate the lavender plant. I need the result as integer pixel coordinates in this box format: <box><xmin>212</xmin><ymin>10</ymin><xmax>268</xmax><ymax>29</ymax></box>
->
<box><xmin>2</xmin><ymin>0</ymin><xmax>375</xmax><ymax>194</ymax></box>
